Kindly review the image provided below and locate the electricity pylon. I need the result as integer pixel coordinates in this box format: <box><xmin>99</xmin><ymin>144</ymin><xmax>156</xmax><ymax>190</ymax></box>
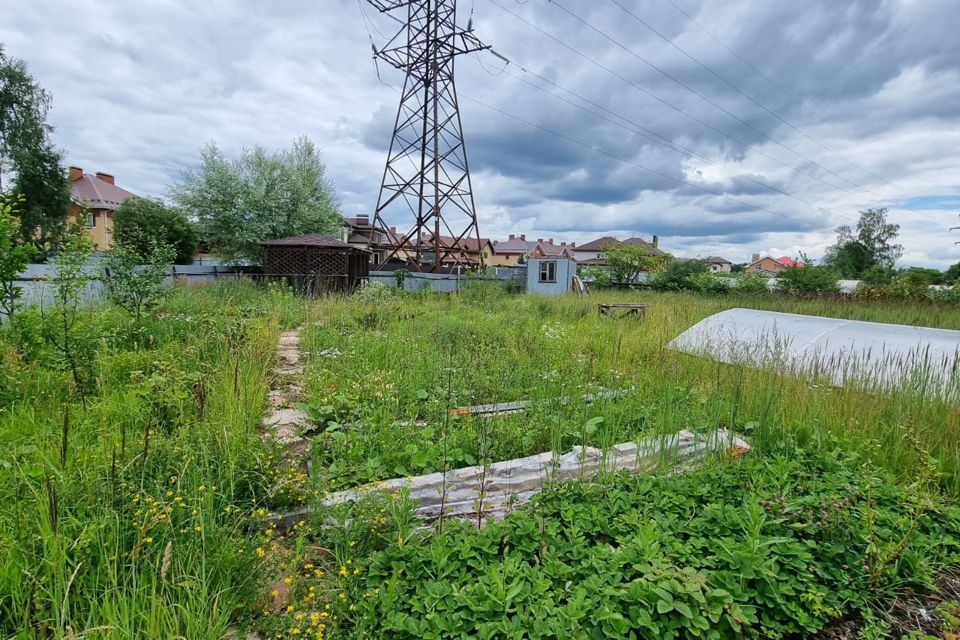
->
<box><xmin>367</xmin><ymin>0</ymin><xmax>488</xmax><ymax>270</ymax></box>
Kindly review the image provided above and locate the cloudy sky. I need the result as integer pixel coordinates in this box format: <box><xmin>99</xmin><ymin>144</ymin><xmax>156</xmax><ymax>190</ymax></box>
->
<box><xmin>3</xmin><ymin>0</ymin><xmax>959</xmax><ymax>266</ymax></box>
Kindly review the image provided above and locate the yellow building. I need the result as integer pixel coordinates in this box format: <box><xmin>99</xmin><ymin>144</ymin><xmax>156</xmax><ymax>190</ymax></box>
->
<box><xmin>68</xmin><ymin>166</ymin><xmax>136</xmax><ymax>251</ymax></box>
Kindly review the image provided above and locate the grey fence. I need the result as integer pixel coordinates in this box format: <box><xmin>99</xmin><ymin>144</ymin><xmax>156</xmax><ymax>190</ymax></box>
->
<box><xmin>4</xmin><ymin>263</ymin><xmax>243</xmax><ymax>320</ymax></box>
<box><xmin>369</xmin><ymin>267</ymin><xmax>526</xmax><ymax>293</ymax></box>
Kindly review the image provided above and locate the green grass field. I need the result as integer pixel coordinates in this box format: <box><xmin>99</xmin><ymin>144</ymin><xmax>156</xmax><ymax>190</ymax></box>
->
<box><xmin>2</xmin><ymin>281</ymin><xmax>959</xmax><ymax>638</ymax></box>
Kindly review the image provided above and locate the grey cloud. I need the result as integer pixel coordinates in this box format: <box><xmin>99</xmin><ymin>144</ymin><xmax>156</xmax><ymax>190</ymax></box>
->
<box><xmin>2</xmin><ymin>0</ymin><xmax>958</xmax><ymax>267</ymax></box>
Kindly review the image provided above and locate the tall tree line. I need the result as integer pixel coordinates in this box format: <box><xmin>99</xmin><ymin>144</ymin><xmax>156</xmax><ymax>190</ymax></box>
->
<box><xmin>0</xmin><ymin>44</ymin><xmax>70</xmax><ymax>258</ymax></box>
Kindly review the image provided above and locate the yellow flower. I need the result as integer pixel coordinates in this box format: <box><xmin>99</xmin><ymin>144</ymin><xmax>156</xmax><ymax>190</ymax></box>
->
<box><xmin>353</xmin><ymin>568</ymin><xmax>360</xmax><ymax>575</ymax></box>
<box><xmin>144</xmin><ymin>537</ymin><xmax>154</xmax><ymax>544</ymax></box>
<box><xmin>338</xmin><ymin>565</ymin><xmax>348</xmax><ymax>577</ymax></box>
<box><xmin>256</xmin><ymin>547</ymin><xmax>266</xmax><ymax>558</ymax></box>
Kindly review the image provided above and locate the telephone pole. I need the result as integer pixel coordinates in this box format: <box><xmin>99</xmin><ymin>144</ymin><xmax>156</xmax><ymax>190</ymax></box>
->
<box><xmin>367</xmin><ymin>0</ymin><xmax>488</xmax><ymax>271</ymax></box>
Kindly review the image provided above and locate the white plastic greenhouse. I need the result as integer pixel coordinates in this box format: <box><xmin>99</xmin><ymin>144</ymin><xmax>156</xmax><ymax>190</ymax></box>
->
<box><xmin>668</xmin><ymin>309</ymin><xmax>960</xmax><ymax>400</ymax></box>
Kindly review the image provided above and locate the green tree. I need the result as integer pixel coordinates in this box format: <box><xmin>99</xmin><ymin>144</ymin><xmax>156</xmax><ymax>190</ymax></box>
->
<box><xmin>942</xmin><ymin>261</ymin><xmax>960</xmax><ymax>284</ymax></box>
<box><xmin>825</xmin><ymin>208</ymin><xmax>903</xmax><ymax>278</ymax></box>
<box><xmin>113</xmin><ymin>197</ymin><xmax>196</xmax><ymax>264</ymax></box>
<box><xmin>603</xmin><ymin>243</ymin><xmax>672</xmax><ymax>283</ymax></box>
<box><xmin>0</xmin><ymin>194</ymin><xmax>35</xmax><ymax>317</ymax></box>
<box><xmin>171</xmin><ymin>136</ymin><xmax>341</xmax><ymax>264</ymax></box>
<box><xmin>105</xmin><ymin>240</ymin><xmax>176</xmax><ymax>322</ymax></box>
<box><xmin>900</xmin><ymin>266</ymin><xmax>943</xmax><ymax>286</ymax></box>
<box><xmin>0</xmin><ymin>45</ymin><xmax>47</xmax><ymax>190</ymax></box>
<box><xmin>0</xmin><ymin>45</ymin><xmax>69</xmax><ymax>255</ymax></box>
<box><xmin>11</xmin><ymin>142</ymin><xmax>69</xmax><ymax>255</ymax></box>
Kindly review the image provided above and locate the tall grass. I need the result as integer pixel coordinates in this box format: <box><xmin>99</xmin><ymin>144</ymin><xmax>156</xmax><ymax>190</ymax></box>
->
<box><xmin>0</xmin><ymin>281</ymin><xmax>310</xmax><ymax>637</ymax></box>
<box><xmin>300</xmin><ymin>288</ymin><xmax>960</xmax><ymax>495</ymax></box>
<box><xmin>1</xmin><ymin>281</ymin><xmax>956</xmax><ymax>636</ymax></box>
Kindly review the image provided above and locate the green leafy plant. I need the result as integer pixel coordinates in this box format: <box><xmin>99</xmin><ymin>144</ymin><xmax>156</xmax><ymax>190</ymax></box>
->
<box><xmin>105</xmin><ymin>239</ymin><xmax>176</xmax><ymax>322</ymax></box>
<box><xmin>776</xmin><ymin>264</ymin><xmax>840</xmax><ymax>295</ymax></box>
<box><xmin>113</xmin><ymin>197</ymin><xmax>197</xmax><ymax>265</ymax></box>
<box><xmin>42</xmin><ymin>221</ymin><xmax>96</xmax><ymax>400</ymax></box>
<box><xmin>0</xmin><ymin>194</ymin><xmax>35</xmax><ymax>318</ymax></box>
<box><xmin>734</xmin><ymin>273</ymin><xmax>770</xmax><ymax>295</ymax></box>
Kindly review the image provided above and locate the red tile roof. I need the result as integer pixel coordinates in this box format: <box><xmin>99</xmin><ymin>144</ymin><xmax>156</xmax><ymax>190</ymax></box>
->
<box><xmin>70</xmin><ymin>172</ymin><xmax>135</xmax><ymax>210</ymax></box>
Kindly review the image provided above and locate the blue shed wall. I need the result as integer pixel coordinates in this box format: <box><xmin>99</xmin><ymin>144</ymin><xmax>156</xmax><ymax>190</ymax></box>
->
<box><xmin>527</xmin><ymin>258</ymin><xmax>575</xmax><ymax>295</ymax></box>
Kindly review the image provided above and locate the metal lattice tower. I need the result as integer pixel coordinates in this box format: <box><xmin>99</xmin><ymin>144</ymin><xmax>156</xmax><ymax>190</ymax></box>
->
<box><xmin>367</xmin><ymin>0</ymin><xmax>488</xmax><ymax>271</ymax></box>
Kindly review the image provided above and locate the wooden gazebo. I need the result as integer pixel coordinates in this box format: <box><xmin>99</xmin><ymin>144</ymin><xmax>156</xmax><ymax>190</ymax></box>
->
<box><xmin>260</xmin><ymin>234</ymin><xmax>369</xmax><ymax>294</ymax></box>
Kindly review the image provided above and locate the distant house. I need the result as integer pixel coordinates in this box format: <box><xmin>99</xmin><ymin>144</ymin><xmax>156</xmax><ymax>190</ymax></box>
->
<box><xmin>489</xmin><ymin>234</ymin><xmax>537</xmax><ymax>266</ymax></box>
<box><xmin>387</xmin><ymin>232</ymin><xmax>494</xmax><ymax>268</ymax></box>
<box><xmin>527</xmin><ymin>242</ymin><xmax>577</xmax><ymax>295</ymax></box>
<box><xmin>572</xmin><ymin>235</ymin><xmax>662</xmax><ymax>265</ymax></box>
<box><xmin>702</xmin><ymin>256</ymin><xmax>733</xmax><ymax>273</ymax></box>
<box><xmin>746</xmin><ymin>253</ymin><xmax>805</xmax><ymax>276</ymax></box>
<box><xmin>68</xmin><ymin>166</ymin><xmax>136</xmax><ymax>251</ymax></box>
<box><xmin>341</xmin><ymin>215</ymin><xmax>396</xmax><ymax>265</ymax></box>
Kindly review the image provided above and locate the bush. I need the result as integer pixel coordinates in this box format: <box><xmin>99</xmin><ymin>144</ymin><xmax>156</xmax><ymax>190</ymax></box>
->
<box><xmin>652</xmin><ymin>260</ymin><xmax>709</xmax><ymax>291</ymax></box>
<box><xmin>776</xmin><ymin>265</ymin><xmax>840</xmax><ymax>295</ymax></box>
<box><xmin>579</xmin><ymin>266</ymin><xmax>611</xmax><ymax>288</ymax></box>
<box><xmin>687</xmin><ymin>272</ymin><xmax>731</xmax><ymax>294</ymax></box>
<box><xmin>852</xmin><ymin>282</ymin><xmax>889</xmax><ymax>301</ymax></box>
<box><xmin>930</xmin><ymin>285</ymin><xmax>960</xmax><ymax>304</ymax></box>
<box><xmin>887</xmin><ymin>271</ymin><xmax>931</xmax><ymax>300</ymax></box>
<box><xmin>734</xmin><ymin>273</ymin><xmax>771</xmax><ymax>295</ymax></box>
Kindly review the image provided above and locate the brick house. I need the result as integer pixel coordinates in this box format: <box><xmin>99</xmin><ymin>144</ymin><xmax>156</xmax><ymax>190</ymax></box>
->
<box><xmin>746</xmin><ymin>253</ymin><xmax>805</xmax><ymax>276</ymax></box>
<box><xmin>68</xmin><ymin>166</ymin><xmax>136</xmax><ymax>251</ymax></box>
<box><xmin>490</xmin><ymin>236</ymin><xmax>573</xmax><ymax>267</ymax></box>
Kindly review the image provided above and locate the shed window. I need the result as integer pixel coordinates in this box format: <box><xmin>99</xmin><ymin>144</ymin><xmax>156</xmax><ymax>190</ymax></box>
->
<box><xmin>539</xmin><ymin>260</ymin><xmax>556</xmax><ymax>283</ymax></box>
<box><xmin>85</xmin><ymin>212</ymin><xmax>96</xmax><ymax>228</ymax></box>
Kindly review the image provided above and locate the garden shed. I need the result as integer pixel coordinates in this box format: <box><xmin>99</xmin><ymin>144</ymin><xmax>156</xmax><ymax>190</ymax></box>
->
<box><xmin>260</xmin><ymin>234</ymin><xmax>369</xmax><ymax>293</ymax></box>
<box><xmin>527</xmin><ymin>243</ymin><xmax>577</xmax><ymax>295</ymax></box>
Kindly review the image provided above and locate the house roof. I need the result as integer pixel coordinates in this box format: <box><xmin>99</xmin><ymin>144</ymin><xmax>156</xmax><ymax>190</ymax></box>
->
<box><xmin>529</xmin><ymin>242</ymin><xmax>575</xmax><ymax>259</ymax></box>
<box><xmin>70</xmin><ymin>173</ymin><xmax>135</xmax><ymax>210</ymax></box>
<box><xmin>622</xmin><ymin>237</ymin><xmax>664</xmax><ymax>255</ymax></box>
<box><xmin>492</xmin><ymin>237</ymin><xmax>538</xmax><ymax>254</ymax></box>
<box><xmin>575</xmin><ymin>235</ymin><xmax>663</xmax><ymax>255</ymax></box>
<box><xmin>574</xmin><ymin>236</ymin><xmax>620</xmax><ymax>251</ymax></box>
<box><xmin>703</xmin><ymin>256</ymin><xmax>732</xmax><ymax>264</ymax></box>
<box><xmin>407</xmin><ymin>233</ymin><xmax>493</xmax><ymax>252</ymax></box>
<box><xmin>777</xmin><ymin>256</ymin><xmax>806</xmax><ymax>268</ymax></box>
<box><xmin>260</xmin><ymin>234</ymin><xmax>358</xmax><ymax>249</ymax></box>
<box><xmin>747</xmin><ymin>256</ymin><xmax>787</xmax><ymax>269</ymax></box>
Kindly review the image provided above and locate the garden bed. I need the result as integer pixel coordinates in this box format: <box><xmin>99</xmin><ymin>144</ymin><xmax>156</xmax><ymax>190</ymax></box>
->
<box><xmin>3</xmin><ymin>282</ymin><xmax>960</xmax><ymax>638</ymax></box>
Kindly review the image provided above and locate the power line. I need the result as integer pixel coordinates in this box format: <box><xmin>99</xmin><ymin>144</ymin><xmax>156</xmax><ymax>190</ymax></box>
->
<box><xmin>486</xmin><ymin>0</ymin><xmax>852</xmax><ymax>194</ymax></box>
<box><xmin>483</xmin><ymin>55</ymin><xmax>857</xmax><ymax>223</ymax></box>
<box><xmin>606</xmin><ymin>0</ymin><xmax>906</xmax><ymax>199</ymax></box>
<box><xmin>547</xmin><ymin>0</ymin><xmax>870</xmax><ymax>192</ymax></box>
<box><xmin>458</xmin><ymin>93</ymin><xmax>824</xmax><ymax>230</ymax></box>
